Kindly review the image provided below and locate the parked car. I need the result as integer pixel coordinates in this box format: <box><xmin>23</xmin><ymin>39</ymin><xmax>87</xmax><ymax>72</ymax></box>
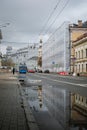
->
<box><xmin>44</xmin><ymin>70</ymin><xmax>50</xmax><ymax>73</ymax></box>
<box><xmin>28</xmin><ymin>69</ymin><xmax>35</xmax><ymax>73</ymax></box>
<box><xmin>37</xmin><ymin>69</ymin><xmax>43</xmax><ymax>73</ymax></box>
<box><xmin>58</xmin><ymin>71</ymin><xmax>68</xmax><ymax>75</ymax></box>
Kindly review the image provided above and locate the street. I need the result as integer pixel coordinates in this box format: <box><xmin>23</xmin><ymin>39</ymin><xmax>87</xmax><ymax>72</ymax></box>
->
<box><xmin>20</xmin><ymin>73</ymin><xmax>87</xmax><ymax>130</ymax></box>
<box><xmin>26</xmin><ymin>73</ymin><xmax>87</xmax><ymax>96</ymax></box>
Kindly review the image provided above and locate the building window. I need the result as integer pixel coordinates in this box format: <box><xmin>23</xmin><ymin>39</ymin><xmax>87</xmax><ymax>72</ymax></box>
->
<box><xmin>82</xmin><ymin>64</ymin><xmax>83</xmax><ymax>72</ymax></box>
<box><xmin>86</xmin><ymin>98</ymin><xmax>87</xmax><ymax>104</ymax></box>
<box><xmin>81</xmin><ymin>50</ymin><xmax>83</xmax><ymax>58</ymax></box>
<box><xmin>79</xmin><ymin>64</ymin><xmax>80</xmax><ymax>72</ymax></box>
<box><xmin>75</xmin><ymin>65</ymin><xmax>77</xmax><ymax>73</ymax></box>
<box><xmin>86</xmin><ymin>64</ymin><xmax>87</xmax><ymax>72</ymax></box>
<box><xmin>86</xmin><ymin>49</ymin><xmax>87</xmax><ymax>57</ymax></box>
<box><xmin>76</xmin><ymin>52</ymin><xmax>77</xmax><ymax>59</ymax></box>
<box><xmin>24</xmin><ymin>54</ymin><xmax>26</xmax><ymax>57</ymax></box>
<box><xmin>82</xmin><ymin>97</ymin><xmax>83</xmax><ymax>102</ymax></box>
<box><xmin>78</xmin><ymin>51</ymin><xmax>80</xmax><ymax>59</ymax></box>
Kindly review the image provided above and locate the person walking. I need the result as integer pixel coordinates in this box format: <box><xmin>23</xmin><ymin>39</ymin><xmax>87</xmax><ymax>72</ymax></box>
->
<box><xmin>12</xmin><ymin>67</ymin><xmax>15</xmax><ymax>75</ymax></box>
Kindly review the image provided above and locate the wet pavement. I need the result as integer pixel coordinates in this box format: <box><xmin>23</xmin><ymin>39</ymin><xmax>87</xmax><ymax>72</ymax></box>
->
<box><xmin>0</xmin><ymin>72</ymin><xmax>87</xmax><ymax>130</ymax></box>
<box><xmin>21</xmin><ymin>77</ymin><xmax>87</xmax><ymax>130</ymax></box>
<box><xmin>0</xmin><ymin>73</ymin><xmax>29</xmax><ymax>130</ymax></box>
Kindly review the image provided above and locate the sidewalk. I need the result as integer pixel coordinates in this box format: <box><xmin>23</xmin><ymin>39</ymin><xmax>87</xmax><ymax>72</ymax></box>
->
<box><xmin>0</xmin><ymin>72</ymin><xmax>29</xmax><ymax>130</ymax></box>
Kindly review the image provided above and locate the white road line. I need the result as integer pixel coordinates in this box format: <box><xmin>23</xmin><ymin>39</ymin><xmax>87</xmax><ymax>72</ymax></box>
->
<box><xmin>34</xmin><ymin>74</ymin><xmax>87</xmax><ymax>88</ymax></box>
<box><xmin>38</xmin><ymin>73</ymin><xmax>84</xmax><ymax>80</ymax></box>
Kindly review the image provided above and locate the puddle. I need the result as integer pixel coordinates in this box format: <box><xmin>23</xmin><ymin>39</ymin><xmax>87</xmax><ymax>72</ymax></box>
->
<box><xmin>24</xmin><ymin>78</ymin><xmax>42</xmax><ymax>86</ymax></box>
<box><xmin>23</xmin><ymin>84</ymin><xmax>87</xmax><ymax>130</ymax></box>
<box><xmin>43</xmin><ymin>85</ymin><xmax>87</xmax><ymax>130</ymax></box>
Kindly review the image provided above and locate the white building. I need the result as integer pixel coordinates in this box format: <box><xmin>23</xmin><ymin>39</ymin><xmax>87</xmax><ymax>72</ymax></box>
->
<box><xmin>42</xmin><ymin>22</ymin><xmax>70</xmax><ymax>72</ymax></box>
<box><xmin>7</xmin><ymin>44</ymin><xmax>38</xmax><ymax>70</ymax></box>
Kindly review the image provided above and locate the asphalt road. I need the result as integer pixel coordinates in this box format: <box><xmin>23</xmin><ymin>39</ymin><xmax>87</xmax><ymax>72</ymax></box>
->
<box><xmin>20</xmin><ymin>72</ymin><xmax>87</xmax><ymax>130</ymax></box>
<box><xmin>26</xmin><ymin>73</ymin><xmax>87</xmax><ymax>97</ymax></box>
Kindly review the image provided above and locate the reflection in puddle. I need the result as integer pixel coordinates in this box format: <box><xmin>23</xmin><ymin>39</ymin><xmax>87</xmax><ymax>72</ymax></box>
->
<box><xmin>70</xmin><ymin>93</ymin><xmax>87</xmax><ymax>128</ymax></box>
<box><xmin>38</xmin><ymin>86</ymin><xmax>43</xmax><ymax>108</ymax></box>
<box><xmin>24</xmin><ymin>84</ymin><xmax>87</xmax><ymax>130</ymax></box>
<box><xmin>25</xmin><ymin>85</ymin><xmax>48</xmax><ymax>112</ymax></box>
<box><xmin>43</xmin><ymin>85</ymin><xmax>87</xmax><ymax>130</ymax></box>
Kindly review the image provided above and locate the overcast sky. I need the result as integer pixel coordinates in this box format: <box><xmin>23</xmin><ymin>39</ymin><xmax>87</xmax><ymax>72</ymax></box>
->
<box><xmin>0</xmin><ymin>0</ymin><xmax>87</xmax><ymax>54</ymax></box>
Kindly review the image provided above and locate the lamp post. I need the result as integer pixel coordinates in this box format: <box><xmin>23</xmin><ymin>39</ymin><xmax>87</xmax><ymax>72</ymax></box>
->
<box><xmin>0</xmin><ymin>23</ymin><xmax>10</xmax><ymax>28</ymax></box>
<box><xmin>0</xmin><ymin>30</ymin><xmax>2</xmax><ymax>66</ymax></box>
<box><xmin>0</xmin><ymin>23</ymin><xmax>10</xmax><ymax>66</ymax></box>
<box><xmin>0</xmin><ymin>23</ymin><xmax>10</xmax><ymax>42</ymax></box>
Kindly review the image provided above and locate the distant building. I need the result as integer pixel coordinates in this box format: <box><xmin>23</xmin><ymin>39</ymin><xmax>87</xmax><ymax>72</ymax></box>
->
<box><xmin>38</xmin><ymin>39</ymin><xmax>42</xmax><ymax>70</ymax></box>
<box><xmin>7</xmin><ymin>44</ymin><xmax>38</xmax><ymax>70</ymax></box>
<box><xmin>6</xmin><ymin>46</ymin><xmax>12</xmax><ymax>56</ymax></box>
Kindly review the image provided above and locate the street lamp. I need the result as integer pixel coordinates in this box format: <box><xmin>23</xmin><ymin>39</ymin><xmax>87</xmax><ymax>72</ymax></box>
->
<box><xmin>0</xmin><ymin>23</ymin><xmax>10</xmax><ymax>41</ymax></box>
<box><xmin>0</xmin><ymin>23</ymin><xmax>10</xmax><ymax>28</ymax></box>
<box><xmin>0</xmin><ymin>29</ymin><xmax>2</xmax><ymax>40</ymax></box>
<box><xmin>0</xmin><ymin>23</ymin><xmax>10</xmax><ymax>66</ymax></box>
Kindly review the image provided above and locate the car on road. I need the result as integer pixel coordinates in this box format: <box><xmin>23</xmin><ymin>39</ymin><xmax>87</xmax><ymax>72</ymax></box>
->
<box><xmin>28</xmin><ymin>69</ymin><xmax>35</xmax><ymax>73</ymax></box>
<box><xmin>37</xmin><ymin>69</ymin><xmax>43</xmax><ymax>73</ymax></box>
<box><xmin>57</xmin><ymin>71</ymin><xmax>68</xmax><ymax>75</ymax></box>
<box><xmin>44</xmin><ymin>70</ymin><xmax>50</xmax><ymax>73</ymax></box>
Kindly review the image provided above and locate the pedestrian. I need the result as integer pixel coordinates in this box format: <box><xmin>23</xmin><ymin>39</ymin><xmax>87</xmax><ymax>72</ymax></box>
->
<box><xmin>12</xmin><ymin>67</ymin><xmax>15</xmax><ymax>75</ymax></box>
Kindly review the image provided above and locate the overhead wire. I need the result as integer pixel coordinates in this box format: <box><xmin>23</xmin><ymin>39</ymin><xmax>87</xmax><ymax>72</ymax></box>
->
<box><xmin>1</xmin><ymin>41</ymin><xmax>28</xmax><ymax>44</ymax></box>
<box><xmin>39</xmin><ymin>0</ymin><xmax>61</xmax><ymax>36</ymax></box>
<box><xmin>45</xmin><ymin>0</ymin><xmax>70</xmax><ymax>35</ymax></box>
<box><xmin>1</xmin><ymin>40</ymin><xmax>38</xmax><ymax>45</ymax></box>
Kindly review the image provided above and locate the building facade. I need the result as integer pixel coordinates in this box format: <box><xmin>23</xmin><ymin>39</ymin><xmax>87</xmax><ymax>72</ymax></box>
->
<box><xmin>70</xmin><ymin>20</ymin><xmax>87</xmax><ymax>73</ymax></box>
<box><xmin>7</xmin><ymin>44</ymin><xmax>38</xmax><ymax>70</ymax></box>
<box><xmin>73</xmin><ymin>33</ymin><xmax>87</xmax><ymax>75</ymax></box>
<box><xmin>42</xmin><ymin>22</ymin><xmax>70</xmax><ymax>72</ymax></box>
<box><xmin>42</xmin><ymin>20</ymin><xmax>87</xmax><ymax>73</ymax></box>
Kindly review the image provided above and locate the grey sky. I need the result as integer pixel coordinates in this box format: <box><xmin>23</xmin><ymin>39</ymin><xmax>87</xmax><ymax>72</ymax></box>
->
<box><xmin>0</xmin><ymin>0</ymin><xmax>87</xmax><ymax>53</ymax></box>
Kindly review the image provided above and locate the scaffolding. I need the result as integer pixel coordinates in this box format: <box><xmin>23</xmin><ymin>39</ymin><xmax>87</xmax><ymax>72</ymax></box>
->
<box><xmin>42</xmin><ymin>21</ymin><xmax>70</xmax><ymax>72</ymax></box>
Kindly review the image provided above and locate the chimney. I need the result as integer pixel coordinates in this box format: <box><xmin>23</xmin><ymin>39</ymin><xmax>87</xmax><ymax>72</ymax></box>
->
<box><xmin>78</xmin><ymin>20</ymin><xmax>82</xmax><ymax>27</ymax></box>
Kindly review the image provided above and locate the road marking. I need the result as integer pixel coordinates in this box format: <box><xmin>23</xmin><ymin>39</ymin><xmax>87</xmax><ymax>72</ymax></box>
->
<box><xmin>39</xmin><ymin>73</ymin><xmax>85</xmax><ymax>81</ymax></box>
<box><xmin>34</xmin><ymin>74</ymin><xmax>87</xmax><ymax>88</ymax></box>
<box><xmin>9</xmin><ymin>76</ymin><xmax>17</xmax><ymax>79</ymax></box>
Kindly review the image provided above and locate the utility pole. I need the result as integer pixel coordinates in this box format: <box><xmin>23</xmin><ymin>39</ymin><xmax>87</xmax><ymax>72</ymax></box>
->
<box><xmin>0</xmin><ymin>23</ymin><xmax>10</xmax><ymax>66</ymax></box>
<box><xmin>0</xmin><ymin>29</ymin><xmax>3</xmax><ymax>66</ymax></box>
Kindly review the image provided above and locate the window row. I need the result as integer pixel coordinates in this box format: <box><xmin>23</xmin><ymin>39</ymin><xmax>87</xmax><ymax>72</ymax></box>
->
<box><xmin>75</xmin><ymin>63</ymin><xmax>87</xmax><ymax>72</ymax></box>
<box><xmin>75</xmin><ymin>48</ymin><xmax>87</xmax><ymax>59</ymax></box>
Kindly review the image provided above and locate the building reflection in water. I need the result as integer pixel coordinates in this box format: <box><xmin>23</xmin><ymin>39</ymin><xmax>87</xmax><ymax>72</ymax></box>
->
<box><xmin>42</xmin><ymin>85</ymin><xmax>87</xmax><ymax>130</ymax></box>
<box><xmin>38</xmin><ymin>85</ymin><xmax>43</xmax><ymax>108</ymax></box>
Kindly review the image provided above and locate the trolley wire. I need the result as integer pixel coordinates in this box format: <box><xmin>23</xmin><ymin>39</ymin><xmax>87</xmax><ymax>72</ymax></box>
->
<box><xmin>45</xmin><ymin>0</ymin><xmax>70</xmax><ymax>35</ymax></box>
<box><xmin>39</xmin><ymin>0</ymin><xmax>61</xmax><ymax>36</ymax></box>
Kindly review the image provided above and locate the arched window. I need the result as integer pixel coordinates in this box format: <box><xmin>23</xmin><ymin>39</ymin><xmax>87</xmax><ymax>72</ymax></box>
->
<box><xmin>82</xmin><ymin>64</ymin><xmax>83</xmax><ymax>72</ymax></box>
<box><xmin>86</xmin><ymin>64</ymin><xmax>87</xmax><ymax>72</ymax></box>
<box><xmin>81</xmin><ymin>50</ymin><xmax>83</xmax><ymax>58</ymax></box>
<box><xmin>86</xmin><ymin>49</ymin><xmax>87</xmax><ymax>57</ymax></box>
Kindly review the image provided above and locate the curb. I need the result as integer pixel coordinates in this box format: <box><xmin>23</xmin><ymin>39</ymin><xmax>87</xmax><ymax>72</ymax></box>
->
<box><xmin>18</xmin><ymin>83</ymin><xmax>39</xmax><ymax>130</ymax></box>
